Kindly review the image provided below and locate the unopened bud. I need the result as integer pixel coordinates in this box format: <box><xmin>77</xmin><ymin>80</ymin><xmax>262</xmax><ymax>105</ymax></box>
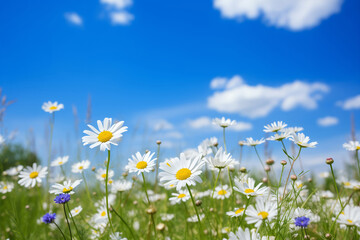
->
<box><xmin>308</xmin><ymin>178</ymin><xmax>312</xmax><ymax>183</ymax></box>
<box><xmin>146</xmin><ymin>206</ymin><xmax>157</xmax><ymax>215</ymax></box>
<box><xmin>122</xmin><ymin>172</ymin><xmax>128</xmax><ymax>177</ymax></box>
<box><xmin>156</xmin><ymin>223</ymin><xmax>165</xmax><ymax>231</ymax></box>
<box><xmin>264</xmin><ymin>166</ymin><xmax>271</xmax><ymax>172</ymax></box>
<box><xmin>91</xmin><ymin>167</ymin><xmax>96</xmax><ymax>172</ymax></box>
<box><xmin>266</xmin><ymin>159</ymin><xmax>275</xmax><ymax>165</ymax></box>
<box><xmin>262</xmin><ymin>177</ymin><xmax>268</xmax><ymax>183</ymax></box>
<box><xmin>133</xmin><ymin>200</ymin><xmax>138</xmax><ymax>205</ymax></box>
<box><xmin>236</xmin><ymin>200</ymin><xmax>241</xmax><ymax>205</ymax></box>
<box><xmin>156</xmin><ymin>140</ymin><xmax>162</xmax><ymax>145</ymax></box>
<box><xmin>132</xmin><ymin>176</ymin><xmax>137</xmax><ymax>181</ymax></box>
<box><xmin>145</xmin><ymin>149</ymin><xmax>150</xmax><ymax>154</ymax></box>
<box><xmin>25</xmin><ymin>205</ymin><xmax>30</xmax><ymax>209</ymax></box>
<box><xmin>290</xmin><ymin>175</ymin><xmax>297</xmax><ymax>181</ymax></box>
<box><xmin>280</xmin><ymin>160</ymin><xmax>287</xmax><ymax>166</ymax></box>
<box><xmin>325</xmin><ymin>233</ymin><xmax>332</xmax><ymax>239</ymax></box>
<box><xmin>326</xmin><ymin>158</ymin><xmax>334</xmax><ymax>165</ymax></box>
<box><xmin>209</xmin><ymin>208</ymin><xmax>214</xmax><ymax>212</ymax></box>
<box><xmin>239</xmin><ymin>167</ymin><xmax>247</xmax><ymax>173</ymax></box>
<box><xmin>195</xmin><ymin>200</ymin><xmax>202</xmax><ymax>206</ymax></box>
<box><xmin>213</xmin><ymin>142</ymin><xmax>218</xmax><ymax>147</ymax></box>
<box><xmin>92</xmin><ymin>192</ymin><xmax>97</xmax><ymax>196</ymax></box>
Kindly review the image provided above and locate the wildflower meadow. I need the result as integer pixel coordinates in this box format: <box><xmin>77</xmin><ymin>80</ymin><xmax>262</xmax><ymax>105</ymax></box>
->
<box><xmin>1</xmin><ymin>100</ymin><xmax>360</xmax><ymax>240</ymax></box>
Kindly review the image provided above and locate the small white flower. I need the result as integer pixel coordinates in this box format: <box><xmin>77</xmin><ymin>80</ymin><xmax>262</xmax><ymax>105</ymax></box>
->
<box><xmin>169</xmin><ymin>189</ymin><xmax>190</xmax><ymax>204</ymax></box>
<box><xmin>96</xmin><ymin>168</ymin><xmax>114</xmax><ymax>181</ymax></box>
<box><xmin>3</xmin><ymin>165</ymin><xmax>23</xmax><ymax>176</ymax></box>
<box><xmin>51</xmin><ymin>156</ymin><xmax>69</xmax><ymax>167</ymax></box>
<box><xmin>281</xmin><ymin>127</ymin><xmax>303</xmax><ymax>133</ymax></box>
<box><xmin>126</xmin><ymin>151</ymin><xmax>156</xmax><ymax>175</ymax></box>
<box><xmin>266</xmin><ymin>131</ymin><xmax>291</xmax><ymax>141</ymax></box>
<box><xmin>214</xmin><ymin>185</ymin><xmax>231</xmax><ymax>200</ymax></box>
<box><xmin>49</xmin><ymin>179</ymin><xmax>82</xmax><ymax>195</ymax></box>
<box><xmin>289</xmin><ymin>133</ymin><xmax>317</xmax><ymax>148</ymax></box>
<box><xmin>110</xmin><ymin>232</ymin><xmax>127</xmax><ymax>240</ymax></box>
<box><xmin>71</xmin><ymin>160</ymin><xmax>91</xmax><ymax>173</ymax></box>
<box><xmin>111</xmin><ymin>180</ymin><xmax>132</xmax><ymax>193</ymax></box>
<box><xmin>70</xmin><ymin>206</ymin><xmax>83</xmax><ymax>217</ymax></box>
<box><xmin>226</xmin><ymin>206</ymin><xmax>245</xmax><ymax>217</ymax></box>
<box><xmin>42</xmin><ymin>101</ymin><xmax>64</xmax><ymax>113</ymax></box>
<box><xmin>263</xmin><ymin>121</ymin><xmax>287</xmax><ymax>133</ymax></box>
<box><xmin>187</xmin><ymin>214</ymin><xmax>205</xmax><ymax>222</ymax></box>
<box><xmin>82</xmin><ymin>118</ymin><xmax>127</xmax><ymax>151</ymax></box>
<box><xmin>343</xmin><ymin>141</ymin><xmax>360</xmax><ymax>151</ymax></box>
<box><xmin>0</xmin><ymin>182</ymin><xmax>14</xmax><ymax>194</ymax></box>
<box><xmin>94</xmin><ymin>194</ymin><xmax>116</xmax><ymax>208</ymax></box>
<box><xmin>227</xmin><ymin>227</ymin><xmax>261</xmax><ymax>240</ymax></box>
<box><xmin>245</xmin><ymin>198</ymin><xmax>277</xmax><ymax>228</ymax></box>
<box><xmin>319</xmin><ymin>172</ymin><xmax>330</xmax><ymax>178</ymax></box>
<box><xmin>212</xmin><ymin>117</ymin><xmax>236</xmax><ymax>128</ymax></box>
<box><xmin>233</xmin><ymin>177</ymin><xmax>268</xmax><ymax>198</ymax></box>
<box><xmin>245</xmin><ymin>137</ymin><xmax>265</xmax><ymax>146</ymax></box>
<box><xmin>160</xmin><ymin>213</ymin><xmax>174</xmax><ymax>221</ymax></box>
<box><xmin>337</xmin><ymin>205</ymin><xmax>360</xmax><ymax>227</ymax></box>
<box><xmin>18</xmin><ymin>163</ymin><xmax>48</xmax><ymax>188</ymax></box>
<box><xmin>205</xmin><ymin>147</ymin><xmax>235</xmax><ymax>169</ymax></box>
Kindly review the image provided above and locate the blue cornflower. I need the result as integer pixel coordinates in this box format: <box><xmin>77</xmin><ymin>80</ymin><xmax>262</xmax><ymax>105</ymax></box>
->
<box><xmin>42</xmin><ymin>213</ymin><xmax>56</xmax><ymax>224</ymax></box>
<box><xmin>294</xmin><ymin>216</ymin><xmax>310</xmax><ymax>228</ymax></box>
<box><xmin>54</xmin><ymin>193</ymin><xmax>71</xmax><ymax>204</ymax></box>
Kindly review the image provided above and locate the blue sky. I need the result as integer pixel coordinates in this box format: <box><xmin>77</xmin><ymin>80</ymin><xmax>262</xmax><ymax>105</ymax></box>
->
<box><xmin>0</xmin><ymin>0</ymin><xmax>360</xmax><ymax>172</ymax></box>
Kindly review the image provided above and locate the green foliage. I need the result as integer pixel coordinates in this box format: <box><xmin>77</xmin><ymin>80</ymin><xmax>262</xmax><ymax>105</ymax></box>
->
<box><xmin>0</xmin><ymin>144</ymin><xmax>40</xmax><ymax>173</ymax></box>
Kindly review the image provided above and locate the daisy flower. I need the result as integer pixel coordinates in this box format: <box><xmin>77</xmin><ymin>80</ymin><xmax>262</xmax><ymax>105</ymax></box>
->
<box><xmin>205</xmin><ymin>147</ymin><xmax>235</xmax><ymax>170</ymax></box>
<box><xmin>343</xmin><ymin>141</ymin><xmax>360</xmax><ymax>151</ymax></box>
<box><xmin>233</xmin><ymin>177</ymin><xmax>268</xmax><ymax>199</ymax></box>
<box><xmin>111</xmin><ymin>180</ymin><xmax>132</xmax><ymax>193</ymax></box>
<box><xmin>266</xmin><ymin>130</ymin><xmax>291</xmax><ymax>141</ymax></box>
<box><xmin>337</xmin><ymin>205</ymin><xmax>360</xmax><ymax>227</ymax></box>
<box><xmin>246</xmin><ymin>198</ymin><xmax>277</xmax><ymax>228</ymax></box>
<box><xmin>281</xmin><ymin>127</ymin><xmax>303</xmax><ymax>133</ymax></box>
<box><xmin>126</xmin><ymin>151</ymin><xmax>156</xmax><ymax>175</ymax></box>
<box><xmin>110</xmin><ymin>232</ymin><xmax>128</xmax><ymax>240</ymax></box>
<box><xmin>69</xmin><ymin>206</ymin><xmax>83</xmax><ymax>217</ymax></box>
<box><xmin>94</xmin><ymin>194</ymin><xmax>116</xmax><ymax>208</ymax></box>
<box><xmin>82</xmin><ymin>117</ymin><xmax>128</xmax><ymax>151</ymax></box>
<box><xmin>214</xmin><ymin>185</ymin><xmax>231</xmax><ymax>200</ymax></box>
<box><xmin>49</xmin><ymin>179</ymin><xmax>82</xmax><ymax>195</ymax></box>
<box><xmin>3</xmin><ymin>165</ymin><xmax>23</xmax><ymax>176</ymax></box>
<box><xmin>160</xmin><ymin>213</ymin><xmax>175</xmax><ymax>221</ymax></box>
<box><xmin>289</xmin><ymin>133</ymin><xmax>317</xmax><ymax>148</ymax></box>
<box><xmin>71</xmin><ymin>160</ymin><xmax>91</xmax><ymax>173</ymax></box>
<box><xmin>169</xmin><ymin>189</ymin><xmax>190</xmax><ymax>204</ymax></box>
<box><xmin>226</xmin><ymin>206</ymin><xmax>245</xmax><ymax>218</ymax></box>
<box><xmin>187</xmin><ymin>214</ymin><xmax>205</xmax><ymax>222</ymax></box>
<box><xmin>227</xmin><ymin>227</ymin><xmax>261</xmax><ymax>240</ymax></box>
<box><xmin>212</xmin><ymin>117</ymin><xmax>237</xmax><ymax>128</ymax></box>
<box><xmin>0</xmin><ymin>182</ymin><xmax>14</xmax><ymax>194</ymax></box>
<box><xmin>42</xmin><ymin>101</ymin><xmax>64</xmax><ymax>113</ymax></box>
<box><xmin>245</xmin><ymin>137</ymin><xmax>265</xmax><ymax>146</ymax></box>
<box><xmin>159</xmin><ymin>153</ymin><xmax>205</xmax><ymax>191</ymax></box>
<box><xmin>50</xmin><ymin>156</ymin><xmax>69</xmax><ymax>167</ymax></box>
<box><xmin>263</xmin><ymin>121</ymin><xmax>287</xmax><ymax>133</ymax></box>
<box><xmin>93</xmin><ymin>206</ymin><xmax>109</xmax><ymax>224</ymax></box>
<box><xmin>96</xmin><ymin>168</ymin><xmax>114</xmax><ymax>181</ymax></box>
<box><xmin>18</xmin><ymin>163</ymin><xmax>48</xmax><ymax>188</ymax></box>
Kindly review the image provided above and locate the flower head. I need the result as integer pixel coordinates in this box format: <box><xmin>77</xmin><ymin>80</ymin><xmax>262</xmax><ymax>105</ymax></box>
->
<box><xmin>205</xmin><ymin>147</ymin><xmax>235</xmax><ymax>170</ymax></box>
<box><xmin>3</xmin><ymin>165</ymin><xmax>23</xmax><ymax>176</ymax></box>
<box><xmin>245</xmin><ymin>198</ymin><xmax>277</xmax><ymax>228</ymax></box>
<box><xmin>214</xmin><ymin>185</ymin><xmax>231</xmax><ymax>200</ymax></box>
<box><xmin>70</xmin><ymin>206</ymin><xmax>83</xmax><ymax>217</ymax></box>
<box><xmin>42</xmin><ymin>101</ymin><xmax>64</xmax><ymax>113</ymax></box>
<box><xmin>227</xmin><ymin>206</ymin><xmax>246</xmax><ymax>218</ymax></box>
<box><xmin>126</xmin><ymin>151</ymin><xmax>156</xmax><ymax>175</ymax></box>
<box><xmin>71</xmin><ymin>160</ymin><xmax>91</xmax><ymax>173</ymax></box>
<box><xmin>18</xmin><ymin>163</ymin><xmax>48</xmax><ymax>188</ymax></box>
<box><xmin>212</xmin><ymin>117</ymin><xmax>236</xmax><ymax>128</ymax></box>
<box><xmin>54</xmin><ymin>193</ymin><xmax>71</xmax><ymax>204</ymax></box>
<box><xmin>49</xmin><ymin>179</ymin><xmax>82</xmax><ymax>195</ymax></box>
<box><xmin>82</xmin><ymin>118</ymin><xmax>127</xmax><ymax>151</ymax></box>
<box><xmin>0</xmin><ymin>181</ymin><xmax>14</xmax><ymax>194</ymax></box>
<box><xmin>343</xmin><ymin>141</ymin><xmax>360</xmax><ymax>151</ymax></box>
<box><xmin>111</xmin><ymin>180</ymin><xmax>132</xmax><ymax>193</ymax></box>
<box><xmin>289</xmin><ymin>133</ymin><xmax>317</xmax><ymax>148</ymax></box>
<box><xmin>95</xmin><ymin>168</ymin><xmax>114</xmax><ymax>181</ymax></box>
<box><xmin>169</xmin><ymin>189</ymin><xmax>190</xmax><ymax>204</ymax></box>
<box><xmin>264</xmin><ymin>121</ymin><xmax>287</xmax><ymax>133</ymax></box>
<box><xmin>337</xmin><ymin>205</ymin><xmax>360</xmax><ymax>227</ymax></box>
<box><xmin>42</xmin><ymin>213</ymin><xmax>56</xmax><ymax>224</ymax></box>
<box><xmin>227</xmin><ymin>227</ymin><xmax>261</xmax><ymax>240</ymax></box>
<box><xmin>294</xmin><ymin>216</ymin><xmax>310</xmax><ymax>228</ymax></box>
<box><xmin>245</xmin><ymin>137</ymin><xmax>265</xmax><ymax>146</ymax></box>
<box><xmin>233</xmin><ymin>177</ymin><xmax>268</xmax><ymax>199</ymax></box>
<box><xmin>51</xmin><ymin>156</ymin><xmax>69</xmax><ymax>167</ymax></box>
<box><xmin>159</xmin><ymin>153</ymin><xmax>204</xmax><ymax>191</ymax></box>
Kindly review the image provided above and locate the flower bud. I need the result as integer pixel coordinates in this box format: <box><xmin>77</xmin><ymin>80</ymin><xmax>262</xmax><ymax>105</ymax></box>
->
<box><xmin>262</xmin><ymin>177</ymin><xmax>268</xmax><ymax>183</ymax></box>
<box><xmin>326</xmin><ymin>158</ymin><xmax>334</xmax><ymax>165</ymax></box>
<box><xmin>236</xmin><ymin>200</ymin><xmax>241</xmax><ymax>205</ymax></box>
<box><xmin>195</xmin><ymin>200</ymin><xmax>202</xmax><ymax>206</ymax></box>
<box><xmin>266</xmin><ymin>159</ymin><xmax>275</xmax><ymax>165</ymax></box>
<box><xmin>308</xmin><ymin>178</ymin><xmax>312</xmax><ymax>183</ymax></box>
<box><xmin>290</xmin><ymin>175</ymin><xmax>297</xmax><ymax>181</ymax></box>
<box><xmin>133</xmin><ymin>200</ymin><xmax>138</xmax><ymax>205</ymax></box>
<box><xmin>280</xmin><ymin>160</ymin><xmax>287</xmax><ymax>166</ymax></box>
<box><xmin>325</xmin><ymin>233</ymin><xmax>332</xmax><ymax>239</ymax></box>
<box><xmin>122</xmin><ymin>172</ymin><xmax>128</xmax><ymax>177</ymax></box>
<box><xmin>264</xmin><ymin>166</ymin><xmax>271</xmax><ymax>172</ymax></box>
<box><xmin>146</xmin><ymin>206</ymin><xmax>157</xmax><ymax>215</ymax></box>
<box><xmin>239</xmin><ymin>167</ymin><xmax>247</xmax><ymax>173</ymax></box>
<box><xmin>145</xmin><ymin>149</ymin><xmax>150</xmax><ymax>153</ymax></box>
<box><xmin>156</xmin><ymin>223</ymin><xmax>165</xmax><ymax>231</ymax></box>
<box><xmin>156</xmin><ymin>140</ymin><xmax>162</xmax><ymax>145</ymax></box>
<box><xmin>132</xmin><ymin>176</ymin><xmax>138</xmax><ymax>181</ymax></box>
<box><xmin>91</xmin><ymin>167</ymin><xmax>96</xmax><ymax>172</ymax></box>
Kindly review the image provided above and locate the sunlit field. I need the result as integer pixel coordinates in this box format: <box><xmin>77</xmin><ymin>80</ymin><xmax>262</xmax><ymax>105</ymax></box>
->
<box><xmin>1</xmin><ymin>99</ymin><xmax>360</xmax><ymax>240</ymax></box>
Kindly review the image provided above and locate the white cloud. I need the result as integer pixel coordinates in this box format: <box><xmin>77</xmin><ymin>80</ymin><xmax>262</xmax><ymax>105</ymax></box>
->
<box><xmin>213</xmin><ymin>0</ymin><xmax>343</xmax><ymax>31</ymax></box>
<box><xmin>162</xmin><ymin>131</ymin><xmax>183</xmax><ymax>139</ymax></box>
<box><xmin>210</xmin><ymin>75</ymin><xmax>244</xmax><ymax>90</ymax></box>
<box><xmin>153</xmin><ymin>119</ymin><xmax>174</xmax><ymax>131</ymax></box>
<box><xmin>338</xmin><ymin>95</ymin><xmax>360</xmax><ymax>110</ymax></box>
<box><xmin>207</xmin><ymin>76</ymin><xmax>329</xmax><ymax>118</ymax></box>
<box><xmin>188</xmin><ymin>116</ymin><xmax>252</xmax><ymax>131</ymax></box>
<box><xmin>64</xmin><ymin>12</ymin><xmax>83</xmax><ymax>26</ymax></box>
<box><xmin>210</xmin><ymin>77</ymin><xmax>228</xmax><ymax>89</ymax></box>
<box><xmin>110</xmin><ymin>12</ymin><xmax>134</xmax><ymax>25</ymax></box>
<box><xmin>100</xmin><ymin>0</ymin><xmax>134</xmax><ymax>25</ymax></box>
<box><xmin>317</xmin><ymin>116</ymin><xmax>338</xmax><ymax>127</ymax></box>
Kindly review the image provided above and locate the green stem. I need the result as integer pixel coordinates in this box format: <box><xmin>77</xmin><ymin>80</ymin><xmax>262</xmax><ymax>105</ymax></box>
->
<box><xmin>105</xmin><ymin>150</ymin><xmax>114</xmax><ymax>232</ymax></box>
<box><xmin>223</xmin><ymin>127</ymin><xmax>227</xmax><ymax>153</ymax></box>
<box><xmin>356</xmin><ymin>150</ymin><xmax>360</xmax><ymax>178</ymax></box>
<box><xmin>329</xmin><ymin>164</ymin><xmax>343</xmax><ymax>208</ymax></box>
<box><xmin>63</xmin><ymin>204</ymin><xmax>73</xmax><ymax>240</ymax></box>
<box><xmin>330</xmin><ymin>191</ymin><xmax>356</xmax><ymax>233</ymax></box>
<box><xmin>253</xmin><ymin>146</ymin><xmax>265</xmax><ymax>171</ymax></box>
<box><xmin>240</xmin><ymin>197</ymin><xmax>251</xmax><ymax>225</ymax></box>
<box><xmin>154</xmin><ymin>142</ymin><xmax>161</xmax><ymax>191</ymax></box>
<box><xmin>81</xmin><ymin>171</ymin><xmax>93</xmax><ymax>204</ymax></box>
<box><xmin>141</xmin><ymin>172</ymin><xmax>156</xmax><ymax>238</ymax></box>
<box><xmin>46</xmin><ymin>113</ymin><xmax>55</xmax><ymax>209</ymax></box>
<box><xmin>186</xmin><ymin>184</ymin><xmax>203</xmax><ymax>236</ymax></box>
<box><xmin>53</xmin><ymin>222</ymin><xmax>67</xmax><ymax>240</ymax></box>
<box><xmin>212</xmin><ymin>169</ymin><xmax>222</xmax><ymax>198</ymax></box>
<box><xmin>282</xmin><ymin>147</ymin><xmax>302</xmax><ymax>200</ymax></box>
<box><xmin>66</xmin><ymin>203</ymin><xmax>82</xmax><ymax>240</ymax></box>
<box><xmin>111</xmin><ymin>206</ymin><xmax>138</xmax><ymax>240</ymax></box>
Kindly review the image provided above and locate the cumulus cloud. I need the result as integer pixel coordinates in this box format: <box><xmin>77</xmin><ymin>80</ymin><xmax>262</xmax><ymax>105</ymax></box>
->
<box><xmin>153</xmin><ymin>119</ymin><xmax>174</xmax><ymax>131</ymax></box>
<box><xmin>207</xmin><ymin>76</ymin><xmax>329</xmax><ymax>118</ymax></box>
<box><xmin>100</xmin><ymin>0</ymin><xmax>134</xmax><ymax>25</ymax></box>
<box><xmin>317</xmin><ymin>116</ymin><xmax>338</xmax><ymax>127</ymax></box>
<box><xmin>213</xmin><ymin>0</ymin><xmax>343</xmax><ymax>31</ymax></box>
<box><xmin>64</xmin><ymin>12</ymin><xmax>83</xmax><ymax>26</ymax></box>
<box><xmin>188</xmin><ymin>116</ymin><xmax>252</xmax><ymax>131</ymax></box>
<box><xmin>338</xmin><ymin>95</ymin><xmax>360</xmax><ymax>110</ymax></box>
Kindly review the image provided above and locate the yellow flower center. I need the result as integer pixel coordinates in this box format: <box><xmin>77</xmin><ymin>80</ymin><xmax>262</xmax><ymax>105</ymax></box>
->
<box><xmin>344</xmin><ymin>182</ymin><xmax>351</xmax><ymax>186</ymax></box>
<box><xmin>258</xmin><ymin>211</ymin><xmax>269</xmax><ymax>219</ymax></box>
<box><xmin>357</xmin><ymin>146</ymin><xmax>360</xmax><ymax>150</ymax></box>
<box><xmin>235</xmin><ymin>208</ymin><xmax>244</xmax><ymax>214</ymax></box>
<box><xmin>58</xmin><ymin>161</ymin><xmax>63</xmax><ymax>165</ymax></box>
<box><xmin>49</xmin><ymin>106</ymin><xmax>57</xmax><ymax>110</ymax></box>
<box><xmin>347</xmin><ymin>219</ymin><xmax>353</xmax><ymax>224</ymax></box>
<box><xmin>29</xmin><ymin>171</ymin><xmax>39</xmax><ymax>179</ymax></box>
<box><xmin>169</xmin><ymin>184</ymin><xmax>175</xmax><ymax>188</ymax></box>
<box><xmin>136</xmin><ymin>161</ymin><xmax>148</xmax><ymax>169</ymax></box>
<box><xmin>178</xmin><ymin>193</ymin><xmax>186</xmax><ymax>198</ymax></box>
<box><xmin>79</xmin><ymin>166</ymin><xmax>83</xmax><ymax>170</ymax></box>
<box><xmin>244</xmin><ymin>188</ymin><xmax>254</xmax><ymax>194</ymax></box>
<box><xmin>101</xmin><ymin>211</ymin><xmax>106</xmax><ymax>217</ymax></box>
<box><xmin>63</xmin><ymin>186</ymin><xmax>73</xmax><ymax>193</ymax></box>
<box><xmin>297</xmin><ymin>183</ymin><xmax>303</xmax><ymax>188</ymax></box>
<box><xmin>75</xmin><ymin>209</ymin><xmax>79</xmax><ymax>213</ymax></box>
<box><xmin>218</xmin><ymin>189</ymin><xmax>227</xmax><ymax>195</ymax></box>
<box><xmin>3</xmin><ymin>186</ymin><xmax>8</xmax><ymax>190</ymax></box>
<box><xmin>108</xmin><ymin>180</ymin><xmax>113</xmax><ymax>184</ymax></box>
<box><xmin>341</xmin><ymin>211</ymin><xmax>345</xmax><ymax>215</ymax></box>
<box><xmin>166</xmin><ymin>162</ymin><xmax>171</xmax><ymax>167</ymax></box>
<box><xmin>101</xmin><ymin>173</ymin><xmax>107</xmax><ymax>178</ymax></box>
<box><xmin>97</xmin><ymin>131</ymin><xmax>113</xmax><ymax>143</ymax></box>
<box><xmin>176</xmin><ymin>168</ymin><xmax>192</xmax><ymax>180</ymax></box>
